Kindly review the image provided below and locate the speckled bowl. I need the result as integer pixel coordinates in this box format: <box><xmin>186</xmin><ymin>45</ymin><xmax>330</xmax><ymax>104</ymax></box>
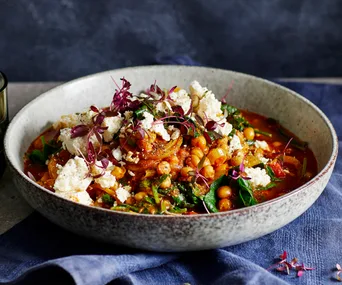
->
<box><xmin>4</xmin><ymin>66</ymin><xmax>338</xmax><ymax>252</ymax></box>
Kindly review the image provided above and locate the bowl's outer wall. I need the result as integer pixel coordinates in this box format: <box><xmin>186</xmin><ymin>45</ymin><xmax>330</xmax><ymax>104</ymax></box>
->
<box><xmin>5</xmin><ymin>66</ymin><xmax>337</xmax><ymax>251</ymax></box>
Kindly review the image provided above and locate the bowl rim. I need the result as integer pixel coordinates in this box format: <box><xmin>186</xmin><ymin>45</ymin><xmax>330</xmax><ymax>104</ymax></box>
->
<box><xmin>4</xmin><ymin>65</ymin><xmax>339</xmax><ymax>220</ymax></box>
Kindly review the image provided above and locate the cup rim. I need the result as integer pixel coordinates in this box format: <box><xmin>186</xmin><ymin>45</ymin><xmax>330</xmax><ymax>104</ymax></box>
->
<box><xmin>0</xmin><ymin>71</ymin><xmax>8</xmax><ymax>93</ymax></box>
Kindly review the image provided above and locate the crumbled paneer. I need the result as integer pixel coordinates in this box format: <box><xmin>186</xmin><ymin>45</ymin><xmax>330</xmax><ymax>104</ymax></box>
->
<box><xmin>112</xmin><ymin>147</ymin><xmax>122</xmax><ymax>161</ymax></box>
<box><xmin>140</xmin><ymin>112</ymin><xmax>154</xmax><ymax>129</ymax></box>
<box><xmin>54</xmin><ymin>157</ymin><xmax>92</xmax><ymax>192</ymax></box>
<box><xmin>59</xmin><ymin>128</ymin><xmax>100</xmax><ymax>156</ymax></box>
<box><xmin>101</xmin><ymin>115</ymin><xmax>123</xmax><ymax>142</ymax></box>
<box><xmin>255</xmin><ymin>140</ymin><xmax>269</xmax><ymax>151</ymax></box>
<box><xmin>244</xmin><ymin>167</ymin><xmax>271</xmax><ymax>188</ymax></box>
<box><xmin>189</xmin><ymin>80</ymin><xmax>208</xmax><ymax>97</ymax></box>
<box><xmin>91</xmin><ymin>161</ymin><xmax>116</xmax><ymax>189</ymax></box>
<box><xmin>229</xmin><ymin>134</ymin><xmax>243</xmax><ymax>154</ymax></box>
<box><xmin>156</xmin><ymin>101</ymin><xmax>172</xmax><ymax>113</ymax></box>
<box><xmin>116</xmin><ymin>187</ymin><xmax>131</xmax><ymax>203</ymax></box>
<box><xmin>169</xmin><ymin>89</ymin><xmax>192</xmax><ymax>114</ymax></box>
<box><xmin>151</xmin><ymin>121</ymin><xmax>170</xmax><ymax>141</ymax></box>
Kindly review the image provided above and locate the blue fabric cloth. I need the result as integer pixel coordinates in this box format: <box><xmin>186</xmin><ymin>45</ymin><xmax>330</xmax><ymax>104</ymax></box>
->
<box><xmin>1</xmin><ymin>58</ymin><xmax>342</xmax><ymax>284</ymax></box>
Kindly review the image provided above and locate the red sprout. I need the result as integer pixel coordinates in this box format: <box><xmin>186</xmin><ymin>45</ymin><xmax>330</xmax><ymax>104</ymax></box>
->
<box><xmin>221</xmin><ymin>80</ymin><xmax>234</xmax><ymax>104</ymax></box>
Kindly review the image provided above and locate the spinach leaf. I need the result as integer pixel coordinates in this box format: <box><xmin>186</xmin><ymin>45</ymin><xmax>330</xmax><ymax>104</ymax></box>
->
<box><xmin>28</xmin><ymin>136</ymin><xmax>60</xmax><ymax>165</ymax></box>
<box><xmin>237</xmin><ymin>178</ymin><xmax>257</xmax><ymax>207</ymax></box>
<box><xmin>204</xmin><ymin>175</ymin><xmax>229</xmax><ymax>213</ymax></box>
<box><xmin>256</xmin><ymin>182</ymin><xmax>277</xmax><ymax>190</ymax></box>
<box><xmin>177</xmin><ymin>182</ymin><xmax>202</xmax><ymax>206</ymax></box>
<box><xmin>266</xmin><ymin>165</ymin><xmax>282</xmax><ymax>182</ymax></box>
<box><xmin>172</xmin><ymin>192</ymin><xmax>194</xmax><ymax>208</ymax></box>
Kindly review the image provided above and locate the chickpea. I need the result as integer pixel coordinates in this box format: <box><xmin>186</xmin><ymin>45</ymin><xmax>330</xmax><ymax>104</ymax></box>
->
<box><xmin>161</xmin><ymin>199</ymin><xmax>171</xmax><ymax>210</ymax></box>
<box><xmin>125</xmin><ymin>197</ymin><xmax>136</xmax><ymax>205</ymax></box>
<box><xmin>111</xmin><ymin>166</ymin><xmax>126</xmax><ymax>179</ymax></box>
<box><xmin>243</xmin><ymin>127</ymin><xmax>255</xmax><ymax>141</ymax></box>
<box><xmin>273</xmin><ymin>141</ymin><xmax>282</xmax><ymax>147</ymax></box>
<box><xmin>215</xmin><ymin>164</ymin><xmax>229</xmax><ymax>179</ymax></box>
<box><xmin>148</xmin><ymin>205</ymin><xmax>157</xmax><ymax>214</ymax></box>
<box><xmin>217</xmin><ymin>186</ymin><xmax>233</xmax><ymax>199</ymax></box>
<box><xmin>207</xmin><ymin>147</ymin><xmax>227</xmax><ymax>166</ymax></box>
<box><xmin>186</xmin><ymin>154</ymin><xmax>201</xmax><ymax>168</ymax></box>
<box><xmin>181</xmin><ymin>166</ymin><xmax>193</xmax><ymax>177</ymax></box>
<box><xmin>191</xmin><ymin>147</ymin><xmax>204</xmax><ymax>158</ymax></box>
<box><xmin>200</xmin><ymin>165</ymin><xmax>215</xmax><ymax>180</ymax></box>
<box><xmin>191</xmin><ymin>135</ymin><xmax>207</xmax><ymax>151</ymax></box>
<box><xmin>218</xmin><ymin>198</ymin><xmax>233</xmax><ymax>211</ymax></box>
<box><xmin>230</xmin><ymin>151</ymin><xmax>244</xmax><ymax>166</ymax></box>
<box><xmin>157</xmin><ymin>161</ymin><xmax>171</xmax><ymax>175</ymax></box>
<box><xmin>135</xmin><ymin>191</ymin><xmax>147</xmax><ymax>201</ymax></box>
<box><xmin>160</xmin><ymin>176</ymin><xmax>171</xmax><ymax>189</ymax></box>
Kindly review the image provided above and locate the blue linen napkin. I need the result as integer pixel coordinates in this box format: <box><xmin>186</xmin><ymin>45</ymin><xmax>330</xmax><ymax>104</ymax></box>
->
<box><xmin>1</xmin><ymin>58</ymin><xmax>342</xmax><ymax>285</ymax></box>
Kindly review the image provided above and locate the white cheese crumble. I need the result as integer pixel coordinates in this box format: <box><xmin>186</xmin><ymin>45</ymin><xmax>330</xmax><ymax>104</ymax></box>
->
<box><xmin>124</xmin><ymin>111</ymin><xmax>133</xmax><ymax>120</ymax></box>
<box><xmin>112</xmin><ymin>147</ymin><xmax>122</xmax><ymax>161</ymax></box>
<box><xmin>140</xmin><ymin>112</ymin><xmax>154</xmax><ymax>129</ymax></box>
<box><xmin>53</xmin><ymin>157</ymin><xmax>93</xmax><ymax>205</ymax></box>
<box><xmin>91</xmin><ymin>161</ymin><xmax>116</xmax><ymax>189</ymax></box>
<box><xmin>260</xmin><ymin>157</ymin><xmax>269</xmax><ymax>165</ymax></box>
<box><xmin>125</xmin><ymin>151</ymin><xmax>140</xmax><ymax>164</ymax></box>
<box><xmin>215</xmin><ymin>122</ymin><xmax>233</xmax><ymax>136</ymax></box>
<box><xmin>193</xmin><ymin>81</ymin><xmax>233</xmax><ymax>136</ymax></box>
<box><xmin>53</xmin><ymin>110</ymin><xmax>96</xmax><ymax>129</ymax></box>
<box><xmin>59</xmin><ymin>128</ymin><xmax>100</xmax><ymax>156</ymax></box>
<box><xmin>229</xmin><ymin>134</ymin><xmax>243</xmax><ymax>154</ymax></box>
<box><xmin>169</xmin><ymin>89</ymin><xmax>192</xmax><ymax>114</ymax></box>
<box><xmin>57</xmin><ymin>191</ymin><xmax>94</xmax><ymax>206</ymax></box>
<box><xmin>151</xmin><ymin>121</ymin><xmax>170</xmax><ymax>141</ymax></box>
<box><xmin>101</xmin><ymin>115</ymin><xmax>123</xmax><ymax>142</ymax></box>
<box><xmin>255</xmin><ymin>140</ymin><xmax>269</xmax><ymax>151</ymax></box>
<box><xmin>116</xmin><ymin>187</ymin><xmax>131</xmax><ymax>203</ymax></box>
<box><xmin>244</xmin><ymin>167</ymin><xmax>271</xmax><ymax>188</ymax></box>
<box><xmin>189</xmin><ymin>80</ymin><xmax>208</xmax><ymax>97</ymax></box>
<box><xmin>156</xmin><ymin>101</ymin><xmax>172</xmax><ymax>113</ymax></box>
<box><xmin>168</xmin><ymin>126</ymin><xmax>181</xmax><ymax>140</ymax></box>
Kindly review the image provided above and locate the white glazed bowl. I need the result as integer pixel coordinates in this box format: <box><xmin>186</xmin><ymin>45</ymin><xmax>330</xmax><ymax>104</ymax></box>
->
<box><xmin>4</xmin><ymin>66</ymin><xmax>338</xmax><ymax>252</ymax></box>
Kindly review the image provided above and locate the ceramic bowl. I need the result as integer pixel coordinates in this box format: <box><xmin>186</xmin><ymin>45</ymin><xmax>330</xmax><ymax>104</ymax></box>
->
<box><xmin>4</xmin><ymin>66</ymin><xmax>338</xmax><ymax>252</ymax></box>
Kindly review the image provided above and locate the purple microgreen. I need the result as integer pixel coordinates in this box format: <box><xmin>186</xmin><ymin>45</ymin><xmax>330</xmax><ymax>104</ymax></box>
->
<box><xmin>221</xmin><ymin>80</ymin><xmax>234</xmax><ymax>104</ymax></box>
<box><xmin>71</xmin><ymin>125</ymin><xmax>90</xmax><ymax>138</ymax></box>
<box><xmin>268</xmin><ymin>251</ymin><xmax>314</xmax><ymax>278</ymax></box>
<box><xmin>336</xmin><ymin>264</ymin><xmax>342</xmax><ymax>281</ymax></box>
<box><xmin>203</xmin><ymin>132</ymin><xmax>212</xmax><ymax>145</ymax></box>
<box><xmin>94</xmin><ymin>113</ymin><xmax>105</xmax><ymax>125</ymax></box>
<box><xmin>195</xmin><ymin>114</ymin><xmax>205</xmax><ymax>127</ymax></box>
<box><xmin>202</xmin><ymin>200</ymin><xmax>210</xmax><ymax>214</ymax></box>
<box><xmin>169</xmin><ymin>85</ymin><xmax>177</xmax><ymax>95</ymax></box>
<box><xmin>295</xmin><ymin>263</ymin><xmax>314</xmax><ymax>278</ymax></box>
<box><xmin>188</xmin><ymin>155</ymin><xmax>210</xmax><ymax>189</ymax></box>
<box><xmin>100</xmin><ymin>158</ymin><xmax>110</xmax><ymax>169</ymax></box>
<box><xmin>90</xmin><ymin>105</ymin><xmax>99</xmax><ymax>113</ymax></box>
<box><xmin>110</xmin><ymin>77</ymin><xmax>135</xmax><ymax>113</ymax></box>
<box><xmin>27</xmin><ymin>171</ymin><xmax>36</xmax><ymax>182</ymax></box>
<box><xmin>280</xmin><ymin>137</ymin><xmax>293</xmax><ymax>166</ymax></box>
<box><xmin>231</xmin><ymin>160</ymin><xmax>251</xmax><ymax>180</ymax></box>
<box><xmin>185</xmin><ymin>100</ymin><xmax>193</xmax><ymax>116</ymax></box>
<box><xmin>87</xmin><ymin>141</ymin><xmax>97</xmax><ymax>164</ymax></box>
<box><xmin>172</xmin><ymin>105</ymin><xmax>184</xmax><ymax>116</ymax></box>
<box><xmin>205</xmin><ymin>121</ymin><xmax>217</xmax><ymax>131</ymax></box>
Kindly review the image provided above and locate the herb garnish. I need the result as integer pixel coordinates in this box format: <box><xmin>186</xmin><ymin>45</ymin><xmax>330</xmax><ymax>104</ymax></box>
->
<box><xmin>268</xmin><ymin>251</ymin><xmax>314</xmax><ymax>277</ymax></box>
<box><xmin>28</xmin><ymin>136</ymin><xmax>60</xmax><ymax>164</ymax></box>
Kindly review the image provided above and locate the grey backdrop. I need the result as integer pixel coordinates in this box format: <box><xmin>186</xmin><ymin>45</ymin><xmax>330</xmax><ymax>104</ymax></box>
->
<box><xmin>1</xmin><ymin>0</ymin><xmax>342</xmax><ymax>81</ymax></box>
